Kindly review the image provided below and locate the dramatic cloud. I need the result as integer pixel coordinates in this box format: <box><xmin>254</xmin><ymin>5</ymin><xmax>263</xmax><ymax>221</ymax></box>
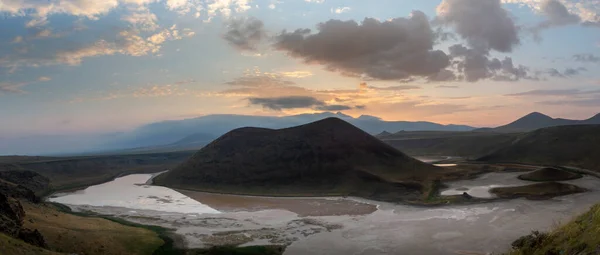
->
<box><xmin>0</xmin><ymin>0</ymin><xmax>250</xmax><ymax>27</ymax></box>
<box><xmin>502</xmin><ymin>0</ymin><xmax>600</xmax><ymax>27</ymax></box>
<box><xmin>223</xmin><ymin>17</ymin><xmax>266</xmax><ymax>51</ymax></box>
<box><xmin>574</xmin><ymin>54</ymin><xmax>600</xmax><ymax>63</ymax></box>
<box><xmin>434</xmin><ymin>1</ymin><xmax>539</xmax><ymax>82</ymax></box>
<box><xmin>436</xmin><ymin>0</ymin><xmax>520</xmax><ymax>53</ymax></box>
<box><xmin>1</xmin><ymin>25</ymin><xmax>189</xmax><ymax>71</ymax></box>
<box><xmin>248</xmin><ymin>96</ymin><xmax>354</xmax><ymax>111</ymax></box>
<box><xmin>448</xmin><ymin>44</ymin><xmax>534</xmax><ymax>82</ymax></box>
<box><xmin>316</xmin><ymin>104</ymin><xmax>353</xmax><ymax>111</ymax></box>
<box><xmin>273</xmin><ymin>11</ymin><xmax>451</xmax><ymax>81</ymax></box>
<box><xmin>537</xmin><ymin>0</ymin><xmax>581</xmax><ymax>28</ymax></box>
<box><xmin>250</xmin><ymin>96</ymin><xmax>322</xmax><ymax>110</ymax></box>
<box><xmin>56</xmin><ymin>26</ymin><xmax>183</xmax><ymax>65</ymax></box>
<box><xmin>528</xmin><ymin>0</ymin><xmax>581</xmax><ymax>39</ymax></box>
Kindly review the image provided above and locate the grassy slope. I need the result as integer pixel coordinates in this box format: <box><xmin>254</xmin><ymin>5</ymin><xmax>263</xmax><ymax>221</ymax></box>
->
<box><xmin>22</xmin><ymin>202</ymin><xmax>164</xmax><ymax>255</ymax></box>
<box><xmin>379</xmin><ymin>131</ymin><xmax>519</xmax><ymax>158</ymax></box>
<box><xmin>509</xmin><ymin>204</ymin><xmax>600</xmax><ymax>255</ymax></box>
<box><xmin>0</xmin><ymin>233</ymin><xmax>64</xmax><ymax>255</ymax></box>
<box><xmin>480</xmin><ymin>125</ymin><xmax>600</xmax><ymax>172</ymax></box>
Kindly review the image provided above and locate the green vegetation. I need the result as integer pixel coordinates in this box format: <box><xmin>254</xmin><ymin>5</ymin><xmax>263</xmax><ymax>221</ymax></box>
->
<box><xmin>508</xmin><ymin>204</ymin><xmax>600</xmax><ymax>255</ymax></box>
<box><xmin>479</xmin><ymin>125</ymin><xmax>600</xmax><ymax>172</ymax></box>
<box><xmin>22</xmin><ymin>202</ymin><xmax>164</xmax><ymax>255</ymax></box>
<box><xmin>0</xmin><ymin>233</ymin><xmax>63</xmax><ymax>255</ymax></box>
<box><xmin>518</xmin><ymin>167</ymin><xmax>582</xmax><ymax>182</ymax></box>
<box><xmin>490</xmin><ymin>182</ymin><xmax>587</xmax><ymax>200</ymax></box>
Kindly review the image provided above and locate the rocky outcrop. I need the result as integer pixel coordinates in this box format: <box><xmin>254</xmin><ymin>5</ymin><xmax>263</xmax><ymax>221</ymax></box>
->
<box><xmin>0</xmin><ymin>179</ymin><xmax>39</xmax><ymax>202</ymax></box>
<box><xmin>0</xmin><ymin>193</ymin><xmax>25</xmax><ymax>237</ymax></box>
<box><xmin>0</xmin><ymin>170</ymin><xmax>51</xmax><ymax>198</ymax></box>
<box><xmin>18</xmin><ymin>228</ymin><xmax>47</xmax><ymax>248</ymax></box>
<box><xmin>0</xmin><ymin>191</ymin><xmax>48</xmax><ymax>248</ymax></box>
<box><xmin>462</xmin><ymin>192</ymin><xmax>473</xmax><ymax>199</ymax></box>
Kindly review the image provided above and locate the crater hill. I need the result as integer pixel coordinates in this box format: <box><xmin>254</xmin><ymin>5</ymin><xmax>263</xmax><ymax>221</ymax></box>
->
<box><xmin>154</xmin><ymin>117</ymin><xmax>443</xmax><ymax>201</ymax></box>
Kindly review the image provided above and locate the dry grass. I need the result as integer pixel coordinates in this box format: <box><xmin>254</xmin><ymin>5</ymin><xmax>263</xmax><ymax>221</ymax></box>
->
<box><xmin>22</xmin><ymin>202</ymin><xmax>164</xmax><ymax>255</ymax></box>
<box><xmin>508</xmin><ymin>204</ymin><xmax>600</xmax><ymax>255</ymax></box>
<box><xmin>0</xmin><ymin>233</ymin><xmax>63</xmax><ymax>255</ymax></box>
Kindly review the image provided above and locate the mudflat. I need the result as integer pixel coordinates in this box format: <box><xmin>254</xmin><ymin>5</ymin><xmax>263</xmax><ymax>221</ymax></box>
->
<box><xmin>177</xmin><ymin>189</ymin><xmax>378</xmax><ymax>217</ymax></box>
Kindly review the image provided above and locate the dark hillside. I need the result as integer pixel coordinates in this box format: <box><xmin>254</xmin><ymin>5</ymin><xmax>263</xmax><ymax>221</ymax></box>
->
<box><xmin>155</xmin><ymin>118</ymin><xmax>442</xmax><ymax>201</ymax></box>
<box><xmin>479</xmin><ymin>125</ymin><xmax>600</xmax><ymax>172</ymax></box>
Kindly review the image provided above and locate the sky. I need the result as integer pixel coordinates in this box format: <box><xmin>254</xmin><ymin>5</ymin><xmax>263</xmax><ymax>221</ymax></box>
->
<box><xmin>0</xmin><ymin>0</ymin><xmax>599</xmax><ymax>137</ymax></box>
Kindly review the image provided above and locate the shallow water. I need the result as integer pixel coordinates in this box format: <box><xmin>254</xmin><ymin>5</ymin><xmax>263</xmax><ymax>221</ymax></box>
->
<box><xmin>49</xmin><ymin>171</ymin><xmax>600</xmax><ymax>255</ymax></box>
<box><xmin>49</xmin><ymin>174</ymin><xmax>220</xmax><ymax>214</ymax></box>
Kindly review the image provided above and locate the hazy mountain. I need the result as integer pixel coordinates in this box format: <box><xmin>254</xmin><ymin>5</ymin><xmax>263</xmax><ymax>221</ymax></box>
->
<box><xmin>480</xmin><ymin>112</ymin><xmax>600</xmax><ymax>133</ymax></box>
<box><xmin>0</xmin><ymin>112</ymin><xmax>474</xmax><ymax>156</ymax></box>
<box><xmin>479</xmin><ymin>125</ymin><xmax>600</xmax><ymax>171</ymax></box>
<box><xmin>0</xmin><ymin>133</ymin><xmax>123</xmax><ymax>156</ymax></box>
<box><xmin>154</xmin><ymin>118</ymin><xmax>442</xmax><ymax>201</ymax></box>
<box><xmin>102</xmin><ymin>112</ymin><xmax>474</xmax><ymax>151</ymax></box>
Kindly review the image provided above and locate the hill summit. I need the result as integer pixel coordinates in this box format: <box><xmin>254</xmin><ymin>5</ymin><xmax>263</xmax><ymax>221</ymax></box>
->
<box><xmin>484</xmin><ymin>112</ymin><xmax>600</xmax><ymax>133</ymax></box>
<box><xmin>155</xmin><ymin>117</ymin><xmax>441</xmax><ymax>201</ymax></box>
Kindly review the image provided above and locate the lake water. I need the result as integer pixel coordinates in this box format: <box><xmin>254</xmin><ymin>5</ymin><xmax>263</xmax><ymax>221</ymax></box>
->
<box><xmin>48</xmin><ymin>170</ymin><xmax>600</xmax><ymax>255</ymax></box>
<box><xmin>49</xmin><ymin>174</ymin><xmax>220</xmax><ymax>214</ymax></box>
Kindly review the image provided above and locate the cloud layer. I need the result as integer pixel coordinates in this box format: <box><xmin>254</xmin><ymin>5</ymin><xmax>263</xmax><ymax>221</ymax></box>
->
<box><xmin>436</xmin><ymin>0</ymin><xmax>520</xmax><ymax>53</ymax></box>
<box><xmin>222</xmin><ymin>17</ymin><xmax>266</xmax><ymax>51</ymax></box>
<box><xmin>273</xmin><ymin>11</ymin><xmax>451</xmax><ymax>81</ymax></box>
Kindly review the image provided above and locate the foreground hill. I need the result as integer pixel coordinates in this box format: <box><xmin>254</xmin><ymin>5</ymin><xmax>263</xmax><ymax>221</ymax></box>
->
<box><xmin>155</xmin><ymin>118</ymin><xmax>442</xmax><ymax>201</ymax></box>
<box><xmin>509</xmin><ymin>204</ymin><xmax>600</xmax><ymax>255</ymax></box>
<box><xmin>479</xmin><ymin>125</ymin><xmax>600</xmax><ymax>171</ymax></box>
<box><xmin>481</xmin><ymin>112</ymin><xmax>600</xmax><ymax>133</ymax></box>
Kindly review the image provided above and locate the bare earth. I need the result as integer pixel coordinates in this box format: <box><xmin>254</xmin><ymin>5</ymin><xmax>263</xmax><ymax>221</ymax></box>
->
<box><xmin>176</xmin><ymin>190</ymin><xmax>378</xmax><ymax>217</ymax></box>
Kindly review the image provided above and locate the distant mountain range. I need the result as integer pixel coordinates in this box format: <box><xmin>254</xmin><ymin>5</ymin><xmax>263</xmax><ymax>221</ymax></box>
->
<box><xmin>4</xmin><ymin>111</ymin><xmax>600</xmax><ymax>156</ymax></box>
<box><xmin>97</xmin><ymin>112</ymin><xmax>475</xmax><ymax>154</ymax></box>
<box><xmin>477</xmin><ymin>112</ymin><xmax>600</xmax><ymax>133</ymax></box>
<box><xmin>0</xmin><ymin>112</ymin><xmax>475</xmax><ymax>155</ymax></box>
